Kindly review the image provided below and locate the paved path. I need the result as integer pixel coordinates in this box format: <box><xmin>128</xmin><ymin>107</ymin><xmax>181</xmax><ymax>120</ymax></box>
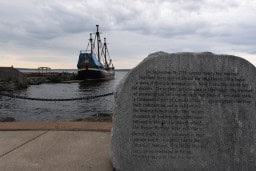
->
<box><xmin>0</xmin><ymin>125</ymin><xmax>113</xmax><ymax>171</ymax></box>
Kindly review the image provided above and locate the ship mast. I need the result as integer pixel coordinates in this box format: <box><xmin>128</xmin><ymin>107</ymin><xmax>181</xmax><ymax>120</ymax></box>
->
<box><xmin>89</xmin><ymin>33</ymin><xmax>93</xmax><ymax>54</ymax></box>
<box><xmin>96</xmin><ymin>25</ymin><xmax>101</xmax><ymax>62</ymax></box>
<box><xmin>104</xmin><ymin>38</ymin><xmax>108</xmax><ymax>67</ymax></box>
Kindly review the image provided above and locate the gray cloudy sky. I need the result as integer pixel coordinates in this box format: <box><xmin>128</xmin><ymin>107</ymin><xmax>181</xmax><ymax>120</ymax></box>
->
<box><xmin>0</xmin><ymin>0</ymin><xmax>256</xmax><ymax>69</ymax></box>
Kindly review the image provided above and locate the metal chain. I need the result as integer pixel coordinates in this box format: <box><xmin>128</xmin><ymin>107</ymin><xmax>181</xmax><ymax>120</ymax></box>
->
<box><xmin>0</xmin><ymin>92</ymin><xmax>114</xmax><ymax>101</ymax></box>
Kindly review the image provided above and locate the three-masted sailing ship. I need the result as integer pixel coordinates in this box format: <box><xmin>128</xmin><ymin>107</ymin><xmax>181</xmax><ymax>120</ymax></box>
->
<box><xmin>77</xmin><ymin>25</ymin><xmax>115</xmax><ymax>81</ymax></box>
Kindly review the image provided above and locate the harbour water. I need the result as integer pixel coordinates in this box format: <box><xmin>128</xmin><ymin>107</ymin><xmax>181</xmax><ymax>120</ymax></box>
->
<box><xmin>0</xmin><ymin>70</ymin><xmax>128</xmax><ymax>121</ymax></box>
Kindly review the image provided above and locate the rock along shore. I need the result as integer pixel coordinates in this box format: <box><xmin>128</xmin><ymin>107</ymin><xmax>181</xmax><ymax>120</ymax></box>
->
<box><xmin>0</xmin><ymin>67</ymin><xmax>28</xmax><ymax>91</ymax></box>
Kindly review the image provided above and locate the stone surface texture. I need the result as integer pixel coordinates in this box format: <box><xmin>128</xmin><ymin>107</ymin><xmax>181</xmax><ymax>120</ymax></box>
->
<box><xmin>112</xmin><ymin>52</ymin><xmax>256</xmax><ymax>171</ymax></box>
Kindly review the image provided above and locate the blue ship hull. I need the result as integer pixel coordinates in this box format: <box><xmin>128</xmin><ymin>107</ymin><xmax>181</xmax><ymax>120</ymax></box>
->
<box><xmin>78</xmin><ymin>68</ymin><xmax>115</xmax><ymax>81</ymax></box>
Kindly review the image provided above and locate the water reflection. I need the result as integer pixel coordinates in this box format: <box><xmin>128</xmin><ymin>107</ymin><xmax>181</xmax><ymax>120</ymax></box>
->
<box><xmin>0</xmin><ymin>71</ymin><xmax>128</xmax><ymax>121</ymax></box>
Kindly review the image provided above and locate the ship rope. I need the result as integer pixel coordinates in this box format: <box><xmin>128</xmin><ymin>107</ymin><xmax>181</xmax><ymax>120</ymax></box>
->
<box><xmin>0</xmin><ymin>92</ymin><xmax>114</xmax><ymax>101</ymax></box>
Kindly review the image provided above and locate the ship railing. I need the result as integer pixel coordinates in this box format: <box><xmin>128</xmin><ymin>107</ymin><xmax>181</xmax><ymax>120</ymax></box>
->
<box><xmin>80</xmin><ymin>50</ymin><xmax>91</xmax><ymax>53</ymax></box>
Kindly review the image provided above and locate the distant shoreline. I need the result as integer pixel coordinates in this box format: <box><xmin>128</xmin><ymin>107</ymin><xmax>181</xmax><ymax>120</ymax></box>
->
<box><xmin>16</xmin><ymin>68</ymin><xmax>131</xmax><ymax>72</ymax></box>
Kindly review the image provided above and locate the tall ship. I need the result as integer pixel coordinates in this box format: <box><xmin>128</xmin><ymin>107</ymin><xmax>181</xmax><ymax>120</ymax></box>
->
<box><xmin>77</xmin><ymin>25</ymin><xmax>115</xmax><ymax>81</ymax></box>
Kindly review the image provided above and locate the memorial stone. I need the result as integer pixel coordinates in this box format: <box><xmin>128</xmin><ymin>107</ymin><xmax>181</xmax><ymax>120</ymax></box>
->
<box><xmin>112</xmin><ymin>52</ymin><xmax>256</xmax><ymax>171</ymax></box>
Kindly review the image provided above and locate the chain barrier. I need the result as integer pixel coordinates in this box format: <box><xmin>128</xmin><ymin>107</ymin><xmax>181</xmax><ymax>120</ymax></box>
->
<box><xmin>0</xmin><ymin>92</ymin><xmax>114</xmax><ymax>101</ymax></box>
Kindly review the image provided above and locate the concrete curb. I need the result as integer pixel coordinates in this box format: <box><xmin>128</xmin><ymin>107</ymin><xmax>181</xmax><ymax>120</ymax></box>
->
<box><xmin>0</xmin><ymin>122</ymin><xmax>112</xmax><ymax>131</ymax></box>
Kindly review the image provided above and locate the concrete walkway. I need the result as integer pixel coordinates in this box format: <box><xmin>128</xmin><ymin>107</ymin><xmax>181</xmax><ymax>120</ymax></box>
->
<box><xmin>0</xmin><ymin>126</ymin><xmax>113</xmax><ymax>171</ymax></box>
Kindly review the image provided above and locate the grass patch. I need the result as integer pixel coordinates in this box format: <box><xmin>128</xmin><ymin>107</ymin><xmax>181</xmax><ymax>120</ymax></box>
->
<box><xmin>0</xmin><ymin>117</ymin><xmax>16</xmax><ymax>122</ymax></box>
<box><xmin>73</xmin><ymin>113</ymin><xmax>112</xmax><ymax>122</ymax></box>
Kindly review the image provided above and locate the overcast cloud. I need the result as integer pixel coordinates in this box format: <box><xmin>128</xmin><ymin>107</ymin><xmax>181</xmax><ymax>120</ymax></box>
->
<box><xmin>0</xmin><ymin>0</ymin><xmax>256</xmax><ymax>68</ymax></box>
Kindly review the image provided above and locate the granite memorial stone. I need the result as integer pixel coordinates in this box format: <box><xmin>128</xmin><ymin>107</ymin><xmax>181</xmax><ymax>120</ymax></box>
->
<box><xmin>112</xmin><ymin>52</ymin><xmax>256</xmax><ymax>171</ymax></box>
